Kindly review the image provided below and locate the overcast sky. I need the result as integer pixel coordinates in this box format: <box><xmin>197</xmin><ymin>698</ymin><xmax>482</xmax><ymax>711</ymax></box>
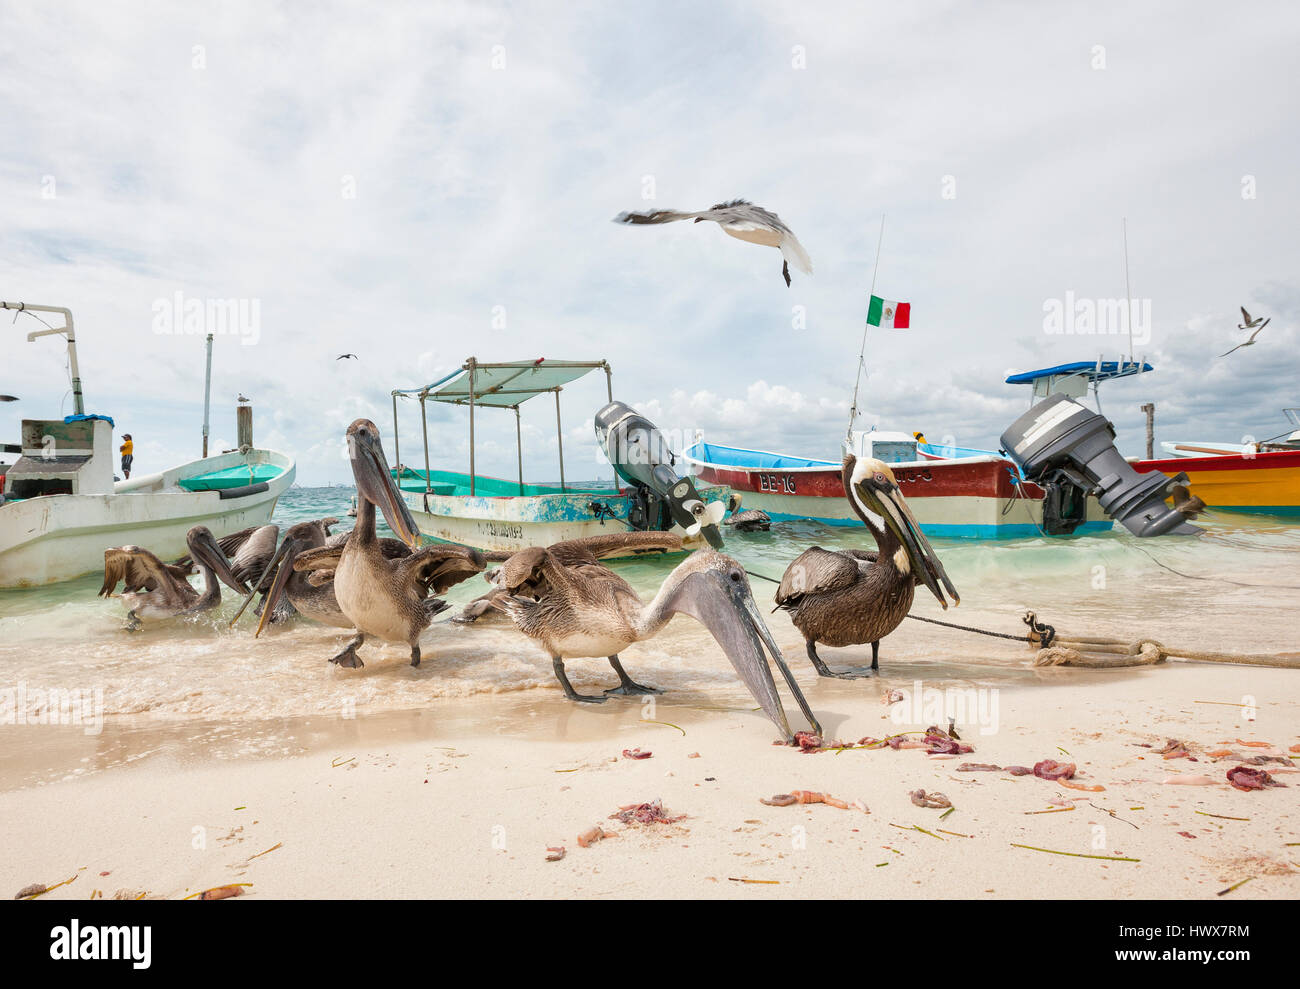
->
<box><xmin>3</xmin><ymin>1</ymin><xmax>1297</xmax><ymax>485</ymax></box>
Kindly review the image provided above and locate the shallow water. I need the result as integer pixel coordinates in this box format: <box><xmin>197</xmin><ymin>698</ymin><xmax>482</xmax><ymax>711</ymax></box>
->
<box><xmin>1</xmin><ymin>486</ymin><xmax>1297</xmax><ymax>778</ymax></box>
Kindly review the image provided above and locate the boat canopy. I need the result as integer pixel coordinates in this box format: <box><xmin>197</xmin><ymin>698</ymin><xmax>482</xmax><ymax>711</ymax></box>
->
<box><xmin>390</xmin><ymin>358</ymin><xmax>613</xmax><ymax>496</ymax></box>
<box><xmin>1005</xmin><ymin>359</ymin><xmax>1152</xmax><ymax>401</ymax></box>
<box><xmin>396</xmin><ymin>358</ymin><xmax>611</xmax><ymax>408</ymax></box>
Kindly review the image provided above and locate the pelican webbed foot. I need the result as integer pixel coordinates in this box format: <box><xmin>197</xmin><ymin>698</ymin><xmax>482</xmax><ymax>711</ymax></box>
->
<box><xmin>410</xmin><ymin>644</ymin><xmax>421</xmax><ymax>668</ymax></box>
<box><xmin>123</xmin><ymin>610</ymin><xmax>142</xmax><ymax>632</ymax></box>
<box><xmin>603</xmin><ymin>655</ymin><xmax>664</xmax><ymax>696</ymax></box>
<box><xmin>553</xmin><ymin>657</ymin><xmax>607</xmax><ymax>704</ymax></box>
<box><xmin>806</xmin><ymin>640</ymin><xmax>876</xmax><ymax>679</ymax></box>
<box><xmin>330</xmin><ymin>633</ymin><xmax>367</xmax><ymax>669</ymax></box>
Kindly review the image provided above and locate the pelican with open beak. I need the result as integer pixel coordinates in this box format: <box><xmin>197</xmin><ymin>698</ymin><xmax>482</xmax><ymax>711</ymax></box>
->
<box><xmin>775</xmin><ymin>456</ymin><xmax>959</xmax><ymax>677</ymax></box>
<box><xmin>280</xmin><ymin>419</ymin><xmax>484</xmax><ymax>668</ymax></box>
<box><xmin>496</xmin><ymin>537</ymin><xmax>820</xmax><ymax>742</ymax></box>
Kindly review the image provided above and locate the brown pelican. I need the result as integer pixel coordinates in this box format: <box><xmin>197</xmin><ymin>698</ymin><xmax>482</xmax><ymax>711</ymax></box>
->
<box><xmin>249</xmin><ymin>521</ymin><xmax>411</xmax><ymax>635</ymax></box>
<box><xmin>495</xmin><ymin>535</ymin><xmax>820</xmax><ymax>742</ymax></box>
<box><xmin>99</xmin><ymin>525</ymin><xmax>248</xmax><ymax>628</ymax></box>
<box><xmin>614</xmin><ymin>199</ymin><xmax>813</xmax><ymax>286</ymax></box>
<box><xmin>273</xmin><ymin>419</ymin><xmax>485</xmax><ymax>668</ymax></box>
<box><xmin>723</xmin><ymin>493</ymin><xmax>772</xmax><ymax>532</ymax></box>
<box><xmin>452</xmin><ymin>532</ymin><xmax>681</xmax><ymax>625</ymax></box>
<box><xmin>775</xmin><ymin>456</ymin><xmax>959</xmax><ymax>678</ymax></box>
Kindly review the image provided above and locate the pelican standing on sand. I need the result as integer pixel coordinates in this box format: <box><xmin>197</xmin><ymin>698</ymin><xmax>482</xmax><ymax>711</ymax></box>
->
<box><xmin>99</xmin><ymin>525</ymin><xmax>248</xmax><ymax>628</ymax></box>
<box><xmin>775</xmin><ymin>457</ymin><xmax>960</xmax><ymax>678</ymax></box>
<box><xmin>279</xmin><ymin>419</ymin><xmax>485</xmax><ymax>668</ymax></box>
<box><xmin>614</xmin><ymin>199</ymin><xmax>813</xmax><ymax>286</ymax></box>
<box><xmin>493</xmin><ymin>532</ymin><xmax>820</xmax><ymax>742</ymax></box>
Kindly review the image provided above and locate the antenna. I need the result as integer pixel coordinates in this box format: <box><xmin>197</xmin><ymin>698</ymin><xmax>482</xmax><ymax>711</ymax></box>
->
<box><xmin>847</xmin><ymin>214</ymin><xmax>886</xmax><ymax>439</ymax></box>
<box><xmin>1122</xmin><ymin>218</ymin><xmax>1133</xmax><ymax>365</ymax></box>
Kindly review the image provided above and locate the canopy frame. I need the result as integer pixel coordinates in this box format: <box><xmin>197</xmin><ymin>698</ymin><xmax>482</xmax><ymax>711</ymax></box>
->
<box><xmin>391</xmin><ymin>358</ymin><xmax>612</xmax><ymax>496</ymax></box>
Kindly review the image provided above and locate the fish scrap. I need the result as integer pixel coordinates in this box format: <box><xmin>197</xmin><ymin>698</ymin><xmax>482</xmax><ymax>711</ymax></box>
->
<box><xmin>759</xmin><ymin>790</ymin><xmax>868</xmax><ymax>813</ymax></box>
<box><xmin>1032</xmin><ymin>760</ymin><xmax>1076</xmax><ymax>781</ymax></box>
<box><xmin>909</xmin><ymin>789</ymin><xmax>952</xmax><ymax>809</ymax></box>
<box><xmin>609</xmin><ymin>798</ymin><xmax>685</xmax><ymax>825</ymax></box>
<box><xmin>1227</xmin><ymin>766</ymin><xmax>1287</xmax><ymax>792</ymax></box>
<box><xmin>621</xmin><ymin>748</ymin><xmax>652</xmax><ymax>760</ymax></box>
<box><xmin>545</xmin><ymin>846</ymin><xmax>566</xmax><ymax>862</ymax></box>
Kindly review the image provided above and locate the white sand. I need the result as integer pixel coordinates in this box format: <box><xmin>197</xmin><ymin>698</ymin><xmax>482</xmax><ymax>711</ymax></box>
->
<box><xmin>3</xmin><ymin>661</ymin><xmax>1298</xmax><ymax>900</ymax></box>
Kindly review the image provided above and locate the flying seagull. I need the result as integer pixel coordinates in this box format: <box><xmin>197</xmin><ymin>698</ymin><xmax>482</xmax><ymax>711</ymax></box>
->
<box><xmin>1219</xmin><ymin>324</ymin><xmax>1268</xmax><ymax>358</ymax></box>
<box><xmin>613</xmin><ymin>199</ymin><xmax>812</xmax><ymax>287</ymax></box>
<box><xmin>337</xmin><ymin>353</ymin><xmax>358</xmax><ymax>361</ymax></box>
<box><xmin>1238</xmin><ymin>307</ymin><xmax>1270</xmax><ymax>331</ymax></box>
<box><xmin>0</xmin><ymin>395</ymin><xmax>17</xmax><ymax>402</ymax></box>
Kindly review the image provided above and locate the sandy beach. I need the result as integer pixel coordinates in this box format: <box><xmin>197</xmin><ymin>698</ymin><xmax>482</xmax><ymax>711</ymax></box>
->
<box><xmin>4</xmin><ymin>657</ymin><xmax>1297</xmax><ymax>900</ymax></box>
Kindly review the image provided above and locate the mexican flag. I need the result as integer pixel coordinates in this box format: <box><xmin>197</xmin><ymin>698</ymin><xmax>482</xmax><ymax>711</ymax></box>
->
<box><xmin>867</xmin><ymin>295</ymin><xmax>910</xmax><ymax>329</ymax></box>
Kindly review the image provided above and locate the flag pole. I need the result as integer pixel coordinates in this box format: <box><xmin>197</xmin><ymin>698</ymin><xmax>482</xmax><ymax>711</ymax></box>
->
<box><xmin>847</xmin><ymin>214</ymin><xmax>886</xmax><ymax>440</ymax></box>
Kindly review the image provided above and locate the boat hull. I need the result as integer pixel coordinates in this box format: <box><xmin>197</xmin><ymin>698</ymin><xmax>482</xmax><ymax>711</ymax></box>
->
<box><xmin>0</xmin><ymin>450</ymin><xmax>294</xmax><ymax>589</ymax></box>
<box><xmin>398</xmin><ymin>471</ymin><xmax>727</xmax><ymax>557</ymax></box>
<box><xmin>685</xmin><ymin>448</ymin><xmax>1111</xmax><ymax>539</ymax></box>
<box><xmin>1136</xmin><ymin>449</ymin><xmax>1300</xmax><ymax>516</ymax></box>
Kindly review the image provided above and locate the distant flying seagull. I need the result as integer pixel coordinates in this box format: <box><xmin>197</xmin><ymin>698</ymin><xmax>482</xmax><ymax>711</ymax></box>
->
<box><xmin>337</xmin><ymin>353</ymin><xmax>358</xmax><ymax>361</ymax></box>
<box><xmin>1219</xmin><ymin>324</ymin><xmax>1268</xmax><ymax>358</ymax></box>
<box><xmin>613</xmin><ymin>199</ymin><xmax>813</xmax><ymax>287</ymax></box>
<box><xmin>1238</xmin><ymin>307</ymin><xmax>1270</xmax><ymax>331</ymax></box>
<box><xmin>0</xmin><ymin>395</ymin><xmax>17</xmax><ymax>402</ymax></box>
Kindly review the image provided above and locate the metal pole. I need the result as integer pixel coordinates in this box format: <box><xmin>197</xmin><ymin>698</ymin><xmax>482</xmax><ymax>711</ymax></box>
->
<box><xmin>391</xmin><ymin>392</ymin><xmax>400</xmax><ymax>475</ymax></box>
<box><xmin>4</xmin><ymin>302</ymin><xmax>84</xmax><ymax>414</ymax></box>
<box><xmin>468</xmin><ymin>360</ymin><xmax>476</xmax><ymax>496</ymax></box>
<box><xmin>515</xmin><ymin>406</ymin><xmax>524</xmax><ymax>495</ymax></box>
<box><xmin>554</xmin><ymin>388</ymin><xmax>565</xmax><ymax>492</ymax></box>
<box><xmin>202</xmin><ymin>333</ymin><xmax>213</xmax><ymax>457</ymax></box>
<box><xmin>847</xmin><ymin>214</ymin><xmax>885</xmax><ymax>439</ymax></box>
<box><xmin>603</xmin><ymin>363</ymin><xmax>613</xmax><ymax>403</ymax></box>
<box><xmin>420</xmin><ymin>394</ymin><xmax>432</xmax><ymax>493</ymax></box>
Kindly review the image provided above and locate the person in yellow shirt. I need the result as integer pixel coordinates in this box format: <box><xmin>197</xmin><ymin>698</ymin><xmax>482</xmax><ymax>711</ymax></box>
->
<box><xmin>119</xmin><ymin>433</ymin><xmax>134</xmax><ymax>479</ymax></box>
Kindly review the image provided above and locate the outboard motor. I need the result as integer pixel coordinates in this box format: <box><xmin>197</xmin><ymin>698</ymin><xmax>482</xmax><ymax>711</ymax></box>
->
<box><xmin>1000</xmin><ymin>394</ymin><xmax>1203</xmax><ymax>537</ymax></box>
<box><xmin>594</xmin><ymin>401</ymin><xmax>726</xmax><ymax>549</ymax></box>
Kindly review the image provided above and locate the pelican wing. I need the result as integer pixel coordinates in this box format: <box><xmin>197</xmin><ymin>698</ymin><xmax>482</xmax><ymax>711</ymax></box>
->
<box><xmin>100</xmin><ymin>547</ymin><xmax>174</xmax><ymax>597</ymax></box>
<box><xmin>551</xmin><ymin>531</ymin><xmax>682</xmax><ymax>563</ymax></box>
<box><xmin>225</xmin><ymin>525</ymin><xmax>281</xmax><ymax>587</ymax></box>
<box><xmin>292</xmin><ymin>545</ymin><xmax>345</xmax><ymax>574</ymax></box>
<box><xmin>398</xmin><ymin>544</ymin><xmax>487</xmax><ymax>595</ymax></box>
<box><xmin>775</xmin><ymin>547</ymin><xmax>860</xmax><ymax>606</ymax></box>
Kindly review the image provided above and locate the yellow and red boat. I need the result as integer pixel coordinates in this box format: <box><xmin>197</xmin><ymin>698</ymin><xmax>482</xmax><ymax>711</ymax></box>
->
<box><xmin>1135</xmin><ymin>449</ymin><xmax>1300</xmax><ymax>517</ymax></box>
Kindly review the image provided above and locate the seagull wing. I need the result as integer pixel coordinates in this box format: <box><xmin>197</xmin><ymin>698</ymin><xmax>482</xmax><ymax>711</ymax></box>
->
<box><xmin>1241</xmin><ymin>307</ymin><xmax>1253</xmax><ymax>324</ymax></box>
<box><xmin>613</xmin><ymin>208</ymin><xmax>704</xmax><ymax>225</ymax></box>
<box><xmin>778</xmin><ymin>229</ymin><xmax>814</xmax><ymax>275</ymax></box>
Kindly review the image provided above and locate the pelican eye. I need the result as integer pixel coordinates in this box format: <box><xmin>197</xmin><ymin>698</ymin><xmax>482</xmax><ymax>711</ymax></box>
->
<box><xmin>730</xmin><ymin>571</ymin><xmax>742</xmax><ymax>583</ymax></box>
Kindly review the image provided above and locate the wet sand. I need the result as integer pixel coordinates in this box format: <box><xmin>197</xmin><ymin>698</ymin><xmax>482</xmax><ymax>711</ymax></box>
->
<box><xmin>4</xmin><ymin>661</ymin><xmax>1298</xmax><ymax>900</ymax></box>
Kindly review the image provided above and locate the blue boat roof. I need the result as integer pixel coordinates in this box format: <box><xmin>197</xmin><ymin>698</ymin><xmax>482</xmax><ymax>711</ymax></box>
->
<box><xmin>1005</xmin><ymin>360</ymin><xmax>1153</xmax><ymax>385</ymax></box>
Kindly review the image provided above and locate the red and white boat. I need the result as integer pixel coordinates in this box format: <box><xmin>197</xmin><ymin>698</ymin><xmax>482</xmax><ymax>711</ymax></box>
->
<box><xmin>682</xmin><ymin>430</ymin><xmax>1111</xmax><ymax>539</ymax></box>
